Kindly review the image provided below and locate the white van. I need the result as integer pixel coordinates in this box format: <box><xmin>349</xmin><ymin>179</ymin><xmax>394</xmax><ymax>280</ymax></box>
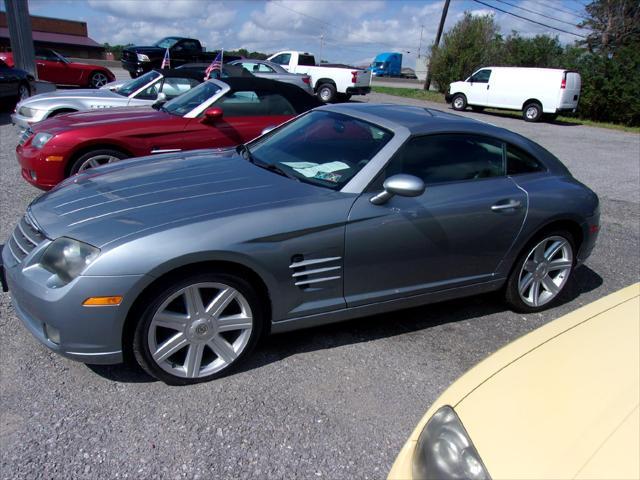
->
<box><xmin>446</xmin><ymin>67</ymin><xmax>581</xmax><ymax>122</ymax></box>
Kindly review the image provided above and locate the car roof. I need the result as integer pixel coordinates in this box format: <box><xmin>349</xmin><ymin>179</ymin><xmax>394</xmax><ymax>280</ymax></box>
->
<box><xmin>219</xmin><ymin>76</ymin><xmax>322</xmax><ymax>111</ymax></box>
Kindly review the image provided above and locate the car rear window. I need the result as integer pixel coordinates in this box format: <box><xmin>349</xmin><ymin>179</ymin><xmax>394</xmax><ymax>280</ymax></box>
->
<box><xmin>507</xmin><ymin>144</ymin><xmax>545</xmax><ymax>175</ymax></box>
<box><xmin>298</xmin><ymin>55</ymin><xmax>316</xmax><ymax>66</ymax></box>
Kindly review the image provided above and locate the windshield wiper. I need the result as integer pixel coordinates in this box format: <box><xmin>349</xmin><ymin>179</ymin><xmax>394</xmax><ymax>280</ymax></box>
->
<box><xmin>237</xmin><ymin>144</ymin><xmax>299</xmax><ymax>181</ymax></box>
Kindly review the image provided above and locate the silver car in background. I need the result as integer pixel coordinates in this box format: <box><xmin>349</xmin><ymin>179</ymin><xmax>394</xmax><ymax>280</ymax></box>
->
<box><xmin>229</xmin><ymin>59</ymin><xmax>314</xmax><ymax>95</ymax></box>
<box><xmin>2</xmin><ymin>104</ymin><xmax>599</xmax><ymax>385</ymax></box>
<box><xmin>11</xmin><ymin>69</ymin><xmax>203</xmax><ymax>129</ymax></box>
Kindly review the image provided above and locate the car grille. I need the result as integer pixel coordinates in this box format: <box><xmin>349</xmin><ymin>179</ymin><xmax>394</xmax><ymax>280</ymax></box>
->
<box><xmin>18</xmin><ymin>127</ymin><xmax>33</xmax><ymax>147</ymax></box>
<box><xmin>7</xmin><ymin>213</ymin><xmax>47</xmax><ymax>264</ymax></box>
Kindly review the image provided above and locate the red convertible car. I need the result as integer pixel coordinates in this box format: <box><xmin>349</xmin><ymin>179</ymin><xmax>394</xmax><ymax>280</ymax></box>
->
<box><xmin>17</xmin><ymin>77</ymin><xmax>321</xmax><ymax>189</ymax></box>
<box><xmin>0</xmin><ymin>49</ymin><xmax>115</xmax><ymax>88</ymax></box>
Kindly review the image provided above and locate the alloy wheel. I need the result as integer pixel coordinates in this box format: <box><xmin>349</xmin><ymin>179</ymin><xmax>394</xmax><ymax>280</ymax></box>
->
<box><xmin>518</xmin><ymin>235</ymin><xmax>573</xmax><ymax>308</ymax></box>
<box><xmin>77</xmin><ymin>154</ymin><xmax>121</xmax><ymax>171</ymax></box>
<box><xmin>90</xmin><ymin>72</ymin><xmax>109</xmax><ymax>88</ymax></box>
<box><xmin>147</xmin><ymin>282</ymin><xmax>253</xmax><ymax>379</ymax></box>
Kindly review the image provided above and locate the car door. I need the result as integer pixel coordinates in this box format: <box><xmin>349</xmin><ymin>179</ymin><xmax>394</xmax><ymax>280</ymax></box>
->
<box><xmin>181</xmin><ymin>90</ymin><xmax>295</xmax><ymax>150</ymax></box>
<box><xmin>34</xmin><ymin>49</ymin><xmax>68</xmax><ymax>84</ymax></box>
<box><xmin>465</xmin><ymin>69</ymin><xmax>492</xmax><ymax>106</ymax></box>
<box><xmin>344</xmin><ymin>133</ymin><xmax>527</xmax><ymax>307</ymax></box>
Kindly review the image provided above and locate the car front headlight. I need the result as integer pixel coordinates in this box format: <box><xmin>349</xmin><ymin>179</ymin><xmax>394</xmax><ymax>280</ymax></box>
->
<box><xmin>137</xmin><ymin>53</ymin><xmax>150</xmax><ymax>62</ymax></box>
<box><xmin>412</xmin><ymin>406</ymin><xmax>491</xmax><ymax>480</ymax></box>
<box><xmin>31</xmin><ymin>132</ymin><xmax>54</xmax><ymax>149</ymax></box>
<box><xmin>40</xmin><ymin>237</ymin><xmax>100</xmax><ymax>282</ymax></box>
<box><xmin>19</xmin><ymin>106</ymin><xmax>38</xmax><ymax>117</ymax></box>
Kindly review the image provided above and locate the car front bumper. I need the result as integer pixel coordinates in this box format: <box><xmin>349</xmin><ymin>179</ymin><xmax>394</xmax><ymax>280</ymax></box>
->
<box><xmin>16</xmin><ymin>142</ymin><xmax>69</xmax><ymax>190</ymax></box>
<box><xmin>2</xmin><ymin>245</ymin><xmax>147</xmax><ymax>365</ymax></box>
<box><xmin>121</xmin><ymin>59</ymin><xmax>151</xmax><ymax>75</ymax></box>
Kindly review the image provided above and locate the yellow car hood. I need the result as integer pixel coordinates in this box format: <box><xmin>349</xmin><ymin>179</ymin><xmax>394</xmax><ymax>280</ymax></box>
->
<box><xmin>456</xmin><ymin>285</ymin><xmax>640</xmax><ymax>479</ymax></box>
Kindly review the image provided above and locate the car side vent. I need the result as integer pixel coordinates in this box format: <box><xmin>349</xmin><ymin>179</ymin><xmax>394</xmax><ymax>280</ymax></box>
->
<box><xmin>289</xmin><ymin>255</ymin><xmax>342</xmax><ymax>289</ymax></box>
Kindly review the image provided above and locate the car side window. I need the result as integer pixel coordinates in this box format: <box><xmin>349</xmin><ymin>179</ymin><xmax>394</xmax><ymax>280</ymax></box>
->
<box><xmin>242</xmin><ymin>62</ymin><xmax>275</xmax><ymax>73</ymax></box>
<box><xmin>160</xmin><ymin>77</ymin><xmax>201</xmax><ymax>98</ymax></box>
<box><xmin>181</xmin><ymin>40</ymin><xmax>199</xmax><ymax>51</ymax></box>
<box><xmin>214</xmin><ymin>91</ymin><xmax>296</xmax><ymax>116</ymax></box>
<box><xmin>134</xmin><ymin>82</ymin><xmax>160</xmax><ymax>100</ymax></box>
<box><xmin>469</xmin><ymin>69</ymin><xmax>492</xmax><ymax>83</ymax></box>
<box><xmin>385</xmin><ymin>134</ymin><xmax>505</xmax><ymax>185</ymax></box>
<box><xmin>506</xmin><ymin>144</ymin><xmax>545</xmax><ymax>175</ymax></box>
<box><xmin>35</xmin><ymin>49</ymin><xmax>57</xmax><ymax>61</ymax></box>
<box><xmin>270</xmin><ymin>53</ymin><xmax>291</xmax><ymax>66</ymax></box>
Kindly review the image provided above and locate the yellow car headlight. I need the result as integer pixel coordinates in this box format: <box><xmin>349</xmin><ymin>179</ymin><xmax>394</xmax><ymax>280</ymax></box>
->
<box><xmin>412</xmin><ymin>406</ymin><xmax>491</xmax><ymax>480</ymax></box>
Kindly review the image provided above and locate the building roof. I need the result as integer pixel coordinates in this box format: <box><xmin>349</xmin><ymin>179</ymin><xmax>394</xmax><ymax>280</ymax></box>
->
<box><xmin>0</xmin><ymin>27</ymin><xmax>103</xmax><ymax>49</ymax></box>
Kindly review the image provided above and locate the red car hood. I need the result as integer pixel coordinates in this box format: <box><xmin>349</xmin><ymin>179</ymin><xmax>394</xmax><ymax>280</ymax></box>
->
<box><xmin>31</xmin><ymin>107</ymin><xmax>171</xmax><ymax>134</ymax></box>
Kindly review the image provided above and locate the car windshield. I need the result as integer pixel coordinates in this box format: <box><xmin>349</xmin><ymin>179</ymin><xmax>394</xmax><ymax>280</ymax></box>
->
<box><xmin>154</xmin><ymin>37</ymin><xmax>180</xmax><ymax>49</ymax></box>
<box><xmin>162</xmin><ymin>81</ymin><xmax>222</xmax><ymax>116</ymax></box>
<box><xmin>116</xmin><ymin>70</ymin><xmax>162</xmax><ymax>96</ymax></box>
<box><xmin>248</xmin><ymin>110</ymin><xmax>393</xmax><ymax>190</ymax></box>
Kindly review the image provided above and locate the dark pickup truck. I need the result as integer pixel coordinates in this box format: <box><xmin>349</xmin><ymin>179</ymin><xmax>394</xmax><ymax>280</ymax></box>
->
<box><xmin>121</xmin><ymin>37</ymin><xmax>240</xmax><ymax>78</ymax></box>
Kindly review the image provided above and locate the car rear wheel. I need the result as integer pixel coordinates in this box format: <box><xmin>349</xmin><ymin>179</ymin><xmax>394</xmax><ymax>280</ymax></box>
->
<box><xmin>317</xmin><ymin>83</ymin><xmax>337</xmax><ymax>103</ymax></box>
<box><xmin>523</xmin><ymin>102</ymin><xmax>542</xmax><ymax>122</ymax></box>
<box><xmin>69</xmin><ymin>149</ymin><xmax>129</xmax><ymax>175</ymax></box>
<box><xmin>17</xmin><ymin>83</ymin><xmax>30</xmax><ymax>101</ymax></box>
<box><xmin>505</xmin><ymin>231</ymin><xmax>575</xmax><ymax>313</ymax></box>
<box><xmin>451</xmin><ymin>94</ymin><xmax>467</xmax><ymax>111</ymax></box>
<box><xmin>89</xmin><ymin>71</ymin><xmax>109</xmax><ymax>88</ymax></box>
<box><xmin>132</xmin><ymin>273</ymin><xmax>263</xmax><ymax>385</ymax></box>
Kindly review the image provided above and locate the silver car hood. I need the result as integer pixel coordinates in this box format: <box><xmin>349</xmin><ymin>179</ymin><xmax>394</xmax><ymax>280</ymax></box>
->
<box><xmin>29</xmin><ymin>149</ymin><xmax>332</xmax><ymax>248</ymax></box>
<box><xmin>23</xmin><ymin>88</ymin><xmax>123</xmax><ymax>106</ymax></box>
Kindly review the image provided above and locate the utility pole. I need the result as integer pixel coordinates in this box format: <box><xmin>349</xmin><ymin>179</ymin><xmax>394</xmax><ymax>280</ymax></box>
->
<box><xmin>319</xmin><ymin>31</ymin><xmax>324</xmax><ymax>63</ymax></box>
<box><xmin>4</xmin><ymin>0</ymin><xmax>37</xmax><ymax>77</ymax></box>
<box><xmin>424</xmin><ymin>0</ymin><xmax>450</xmax><ymax>91</ymax></box>
<box><xmin>418</xmin><ymin>24</ymin><xmax>424</xmax><ymax>58</ymax></box>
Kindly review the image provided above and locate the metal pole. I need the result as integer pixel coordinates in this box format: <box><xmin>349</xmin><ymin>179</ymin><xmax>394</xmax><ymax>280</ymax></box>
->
<box><xmin>4</xmin><ymin>0</ymin><xmax>37</xmax><ymax>78</ymax></box>
<box><xmin>319</xmin><ymin>32</ymin><xmax>324</xmax><ymax>64</ymax></box>
<box><xmin>418</xmin><ymin>24</ymin><xmax>424</xmax><ymax>58</ymax></box>
<box><xmin>424</xmin><ymin>0</ymin><xmax>450</xmax><ymax>91</ymax></box>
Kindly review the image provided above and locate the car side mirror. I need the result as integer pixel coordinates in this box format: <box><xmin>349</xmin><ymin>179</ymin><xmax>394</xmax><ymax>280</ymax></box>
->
<box><xmin>261</xmin><ymin>125</ymin><xmax>277</xmax><ymax>136</ymax></box>
<box><xmin>370</xmin><ymin>174</ymin><xmax>425</xmax><ymax>205</ymax></box>
<box><xmin>152</xmin><ymin>92</ymin><xmax>167</xmax><ymax>107</ymax></box>
<box><xmin>202</xmin><ymin>107</ymin><xmax>224</xmax><ymax>123</ymax></box>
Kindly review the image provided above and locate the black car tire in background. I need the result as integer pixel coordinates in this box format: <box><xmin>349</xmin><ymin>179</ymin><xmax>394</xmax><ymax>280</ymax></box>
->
<box><xmin>132</xmin><ymin>272</ymin><xmax>264</xmax><ymax>385</ymax></box>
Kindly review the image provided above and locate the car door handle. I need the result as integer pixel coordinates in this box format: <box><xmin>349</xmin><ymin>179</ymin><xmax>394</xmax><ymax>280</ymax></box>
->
<box><xmin>486</xmin><ymin>84</ymin><xmax>490</xmax><ymax>90</ymax></box>
<box><xmin>491</xmin><ymin>200</ymin><xmax>521</xmax><ymax>211</ymax></box>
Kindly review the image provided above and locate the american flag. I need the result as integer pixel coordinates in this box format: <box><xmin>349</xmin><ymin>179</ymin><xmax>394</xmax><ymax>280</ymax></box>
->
<box><xmin>160</xmin><ymin>48</ymin><xmax>170</xmax><ymax>69</ymax></box>
<box><xmin>204</xmin><ymin>50</ymin><xmax>223</xmax><ymax>80</ymax></box>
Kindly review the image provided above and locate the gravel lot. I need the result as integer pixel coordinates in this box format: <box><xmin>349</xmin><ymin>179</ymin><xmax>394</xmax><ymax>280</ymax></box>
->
<box><xmin>1</xmin><ymin>90</ymin><xmax>639</xmax><ymax>480</ymax></box>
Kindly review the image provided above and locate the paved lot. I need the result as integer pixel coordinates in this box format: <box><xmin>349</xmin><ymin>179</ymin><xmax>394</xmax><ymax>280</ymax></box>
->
<box><xmin>1</xmin><ymin>92</ymin><xmax>638</xmax><ymax>479</ymax></box>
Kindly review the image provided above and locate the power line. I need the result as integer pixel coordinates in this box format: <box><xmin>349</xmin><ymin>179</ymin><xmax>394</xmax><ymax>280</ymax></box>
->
<box><xmin>536</xmin><ymin>0</ymin><xmax>590</xmax><ymax>21</ymax></box>
<box><xmin>472</xmin><ymin>0</ymin><xmax>587</xmax><ymax>38</ymax></box>
<box><xmin>493</xmin><ymin>0</ymin><xmax>584</xmax><ymax>27</ymax></box>
<box><xmin>270</xmin><ymin>1</ymin><xmax>333</xmax><ymax>27</ymax></box>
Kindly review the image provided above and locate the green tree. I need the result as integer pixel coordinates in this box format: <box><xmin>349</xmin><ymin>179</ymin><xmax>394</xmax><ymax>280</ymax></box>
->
<box><xmin>429</xmin><ymin>12</ymin><xmax>502</xmax><ymax>92</ymax></box>
<box><xmin>581</xmin><ymin>0</ymin><xmax>639</xmax><ymax>54</ymax></box>
<box><xmin>500</xmin><ymin>33</ymin><xmax>565</xmax><ymax>67</ymax></box>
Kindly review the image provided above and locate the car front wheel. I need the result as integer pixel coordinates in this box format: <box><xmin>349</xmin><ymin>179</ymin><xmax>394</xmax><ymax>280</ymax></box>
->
<box><xmin>451</xmin><ymin>93</ymin><xmax>467</xmax><ymax>111</ymax></box>
<box><xmin>17</xmin><ymin>83</ymin><xmax>30</xmax><ymax>101</ymax></box>
<box><xmin>133</xmin><ymin>273</ymin><xmax>263</xmax><ymax>385</ymax></box>
<box><xmin>69</xmin><ymin>149</ymin><xmax>129</xmax><ymax>175</ymax></box>
<box><xmin>505</xmin><ymin>231</ymin><xmax>575</xmax><ymax>313</ymax></box>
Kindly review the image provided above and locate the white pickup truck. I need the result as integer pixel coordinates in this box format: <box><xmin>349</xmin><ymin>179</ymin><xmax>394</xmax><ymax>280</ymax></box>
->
<box><xmin>267</xmin><ymin>51</ymin><xmax>371</xmax><ymax>103</ymax></box>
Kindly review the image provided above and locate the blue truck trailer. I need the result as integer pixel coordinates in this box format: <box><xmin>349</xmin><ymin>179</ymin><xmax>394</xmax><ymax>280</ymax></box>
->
<box><xmin>370</xmin><ymin>52</ymin><xmax>402</xmax><ymax>77</ymax></box>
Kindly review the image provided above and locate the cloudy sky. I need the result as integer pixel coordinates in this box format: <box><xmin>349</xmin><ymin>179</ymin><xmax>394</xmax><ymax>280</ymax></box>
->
<box><xmin>10</xmin><ymin>0</ymin><xmax>591</xmax><ymax>67</ymax></box>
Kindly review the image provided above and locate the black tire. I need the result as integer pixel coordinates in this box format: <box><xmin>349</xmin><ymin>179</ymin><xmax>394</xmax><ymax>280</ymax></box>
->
<box><xmin>471</xmin><ymin>106</ymin><xmax>485</xmax><ymax>112</ymax></box>
<box><xmin>504</xmin><ymin>229</ymin><xmax>576</xmax><ymax>313</ymax></box>
<box><xmin>451</xmin><ymin>93</ymin><xmax>467</xmax><ymax>111</ymax></box>
<box><xmin>336</xmin><ymin>93</ymin><xmax>352</xmax><ymax>102</ymax></box>
<box><xmin>17</xmin><ymin>82</ymin><xmax>31</xmax><ymax>102</ymax></box>
<box><xmin>522</xmin><ymin>102</ymin><xmax>543</xmax><ymax>122</ymax></box>
<box><xmin>129</xmin><ymin>71</ymin><xmax>138</xmax><ymax>79</ymax></box>
<box><xmin>69</xmin><ymin>148</ymin><xmax>129</xmax><ymax>176</ymax></box>
<box><xmin>132</xmin><ymin>272</ymin><xmax>264</xmax><ymax>385</ymax></box>
<box><xmin>89</xmin><ymin>71</ymin><xmax>110</xmax><ymax>88</ymax></box>
<box><xmin>316</xmin><ymin>83</ymin><xmax>337</xmax><ymax>103</ymax></box>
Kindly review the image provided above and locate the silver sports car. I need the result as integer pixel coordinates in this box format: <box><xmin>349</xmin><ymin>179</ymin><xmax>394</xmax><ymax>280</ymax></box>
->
<box><xmin>11</xmin><ymin>69</ymin><xmax>203</xmax><ymax>129</ymax></box>
<box><xmin>1</xmin><ymin>104</ymin><xmax>600</xmax><ymax>385</ymax></box>
<box><xmin>229</xmin><ymin>59</ymin><xmax>314</xmax><ymax>95</ymax></box>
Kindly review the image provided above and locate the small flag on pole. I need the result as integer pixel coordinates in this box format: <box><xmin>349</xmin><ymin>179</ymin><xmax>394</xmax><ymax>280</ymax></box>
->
<box><xmin>161</xmin><ymin>48</ymin><xmax>170</xmax><ymax>69</ymax></box>
<box><xmin>204</xmin><ymin>49</ymin><xmax>223</xmax><ymax>80</ymax></box>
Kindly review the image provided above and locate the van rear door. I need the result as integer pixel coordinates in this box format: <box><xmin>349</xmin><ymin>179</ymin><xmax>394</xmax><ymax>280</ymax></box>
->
<box><xmin>558</xmin><ymin>71</ymin><xmax>581</xmax><ymax>111</ymax></box>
